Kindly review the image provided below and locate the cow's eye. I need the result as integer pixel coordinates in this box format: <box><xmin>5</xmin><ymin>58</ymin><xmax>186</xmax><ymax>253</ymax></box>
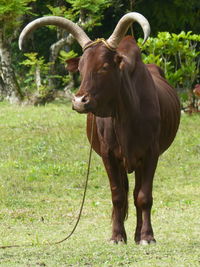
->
<box><xmin>98</xmin><ymin>63</ymin><xmax>109</xmax><ymax>73</ymax></box>
<box><xmin>102</xmin><ymin>63</ymin><xmax>109</xmax><ymax>70</ymax></box>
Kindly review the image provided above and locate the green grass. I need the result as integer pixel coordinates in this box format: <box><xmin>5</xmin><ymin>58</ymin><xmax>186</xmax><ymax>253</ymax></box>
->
<box><xmin>0</xmin><ymin>101</ymin><xmax>199</xmax><ymax>266</ymax></box>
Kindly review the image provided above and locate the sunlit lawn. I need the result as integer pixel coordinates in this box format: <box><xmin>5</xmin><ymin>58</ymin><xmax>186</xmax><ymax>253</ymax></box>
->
<box><xmin>0</xmin><ymin>101</ymin><xmax>199</xmax><ymax>266</ymax></box>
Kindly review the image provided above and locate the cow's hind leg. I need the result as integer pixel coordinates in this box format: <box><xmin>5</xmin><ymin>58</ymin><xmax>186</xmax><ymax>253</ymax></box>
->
<box><xmin>134</xmin><ymin>147</ymin><xmax>159</xmax><ymax>244</ymax></box>
<box><xmin>102</xmin><ymin>153</ymin><xmax>129</xmax><ymax>244</ymax></box>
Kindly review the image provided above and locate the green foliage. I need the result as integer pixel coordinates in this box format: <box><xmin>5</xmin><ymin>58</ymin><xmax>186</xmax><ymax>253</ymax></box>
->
<box><xmin>47</xmin><ymin>0</ymin><xmax>112</xmax><ymax>31</ymax></box>
<box><xmin>59</xmin><ymin>50</ymin><xmax>79</xmax><ymax>86</ymax></box>
<box><xmin>20</xmin><ymin>53</ymin><xmax>55</xmax><ymax>95</ymax></box>
<box><xmin>135</xmin><ymin>0</ymin><xmax>200</xmax><ymax>35</ymax></box>
<box><xmin>46</xmin><ymin>4</ymin><xmax>68</xmax><ymax>17</ymax></box>
<box><xmin>5</xmin><ymin>0</ymin><xmax>200</xmax><ymax>104</ymax></box>
<box><xmin>0</xmin><ymin>0</ymin><xmax>35</xmax><ymax>36</ymax></box>
<box><xmin>59</xmin><ymin>50</ymin><xmax>78</xmax><ymax>63</ymax></box>
<box><xmin>138</xmin><ymin>31</ymin><xmax>200</xmax><ymax>90</ymax></box>
<box><xmin>21</xmin><ymin>53</ymin><xmax>48</xmax><ymax>68</ymax></box>
<box><xmin>27</xmin><ymin>0</ymin><xmax>112</xmax><ymax>95</ymax></box>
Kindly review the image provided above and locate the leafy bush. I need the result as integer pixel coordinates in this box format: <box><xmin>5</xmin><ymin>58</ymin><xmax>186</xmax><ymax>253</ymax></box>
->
<box><xmin>20</xmin><ymin>53</ymin><xmax>60</xmax><ymax>95</ymax></box>
<box><xmin>138</xmin><ymin>31</ymin><xmax>200</xmax><ymax>90</ymax></box>
<box><xmin>47</xmin><ymin>0</ymin><xmax>112</xmax><ymax>32</ymax></box>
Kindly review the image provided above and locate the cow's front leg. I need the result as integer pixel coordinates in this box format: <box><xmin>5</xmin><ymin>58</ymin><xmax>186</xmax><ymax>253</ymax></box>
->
<box><xmin>134</xmin><ymin>147</ymin><xmax>159</xmax><ymax>244</ymax></box>
<box><xmin>102</xmin><ymin>152</ymin><xmax>129</xmax><ymax>244</ymax></box>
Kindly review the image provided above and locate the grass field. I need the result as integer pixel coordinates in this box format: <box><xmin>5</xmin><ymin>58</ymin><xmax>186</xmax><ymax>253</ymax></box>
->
<box><xmin>0</xmin><ymin>101</ymin><xmax>199</xmax><ymax>266</ymax></box>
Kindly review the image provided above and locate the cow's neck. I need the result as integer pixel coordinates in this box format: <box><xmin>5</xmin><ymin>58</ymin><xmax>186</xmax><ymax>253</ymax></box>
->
<box><xmin>113</xmin><ymin>73</ymin><xmax>139</xmax><ymax>172</ymax></box>
<box><xmin>113</xmin><ymin>63</ymin><xmax>160</xmax><ymax>172</ymax></box>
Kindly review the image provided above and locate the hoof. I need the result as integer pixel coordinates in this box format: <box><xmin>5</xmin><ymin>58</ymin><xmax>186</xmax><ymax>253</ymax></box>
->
<box><xmin>110</xmin><ymin>239</ymin><xmax>125</xmax><ymax>245</ymax></box>
<box><xmin>139</xmin><ymin>239</ymin><xmax>156</xmax><ymax>245</ymax></box>
<box><xmin>110</xmin><ymin>234</ymin><xmax>127</xmax><ymax>244</ymax></box>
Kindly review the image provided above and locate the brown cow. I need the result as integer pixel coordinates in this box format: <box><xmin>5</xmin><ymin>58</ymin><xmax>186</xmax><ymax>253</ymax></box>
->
<box><xmin>19</xmin><ymin>13</ymin><xmax>180</xmax><ymax>245</ymax></box>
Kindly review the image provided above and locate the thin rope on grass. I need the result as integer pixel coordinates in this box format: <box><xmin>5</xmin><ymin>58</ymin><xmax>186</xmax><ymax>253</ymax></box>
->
<box><xmin>0</xmin><ymin>114</ymin><xmax>95</xmax><ymax>249</ymax></box>
<box><xmin>52</xmin><ymin>113</ymin><xmax>95</xmax><ymax>245</ymax></box>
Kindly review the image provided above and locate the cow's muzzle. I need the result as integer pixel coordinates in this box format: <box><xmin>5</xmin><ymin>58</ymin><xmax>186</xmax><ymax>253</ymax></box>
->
<box><xmin>72</xmin><ymin>95</ymin><xmax>91</xmax><ymax>113</ymax></box>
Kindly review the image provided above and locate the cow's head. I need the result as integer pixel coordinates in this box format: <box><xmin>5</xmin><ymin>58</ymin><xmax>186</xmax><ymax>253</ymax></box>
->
<box><xmin>19</xmin><ymin>13</ymin><xmax>150</xmax><ymax>117</ymax></box>
<box><xmin>70</xmin><ymin>42</ymin><xmax>124</xmax><ymax>117</ymax></box>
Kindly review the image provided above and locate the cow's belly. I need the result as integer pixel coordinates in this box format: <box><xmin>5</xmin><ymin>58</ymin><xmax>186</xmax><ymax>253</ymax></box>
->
<box><xmin>157</xmin><ymin>83</ymin><xmax>180</xmax><ymax>154</ymax></box>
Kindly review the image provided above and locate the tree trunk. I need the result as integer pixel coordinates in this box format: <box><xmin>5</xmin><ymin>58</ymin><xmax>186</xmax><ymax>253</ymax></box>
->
<box><xmin>0</xmin><ymin>30</ymin><xmax>23</xmax><ymax>104</ymax></box>
<box><xmin>48</xmin><ymin>34</ymin><xmax>74</xmax><ymax>90</ymax></box>
<box><xmin>0</xmin><ymin>71</ymin><xmax>6</xmax><ymax>100</ymax></box>
<box><xmin>35</xmin><ymin>64</ymin><xmax>42</xmax><ymax>90</ymax></box>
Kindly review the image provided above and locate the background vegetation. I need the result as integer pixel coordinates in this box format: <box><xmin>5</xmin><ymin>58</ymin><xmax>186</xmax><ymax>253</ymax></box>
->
<box><xmin>0</xmin><ymin>0</ymin><xmax>199</xmax><ymax>106</ymax></box>
<box><xmin>0</xmin><ymin>101</ymin><xmax>199</xmax><ymax>266</ymax></box>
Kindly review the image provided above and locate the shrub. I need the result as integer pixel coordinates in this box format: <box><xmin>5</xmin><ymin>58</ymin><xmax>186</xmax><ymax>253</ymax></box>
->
<box><xmin>138</xmin><ymin>31</ymin><xmax>200</xmax><ymax>108</ymax></box>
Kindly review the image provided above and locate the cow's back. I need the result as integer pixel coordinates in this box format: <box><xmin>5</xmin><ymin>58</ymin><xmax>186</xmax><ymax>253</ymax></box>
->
<box><xmin>147</xmin><ymin>64</ymin><xmax>180</xmax><ymax>154</ymax></box>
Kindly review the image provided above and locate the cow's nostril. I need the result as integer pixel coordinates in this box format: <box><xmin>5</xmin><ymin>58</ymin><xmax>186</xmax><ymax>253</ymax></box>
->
<box><xmin>72</xmin><ymin>95</ymin><xmax>91</xmax><ymax>113</ymax></box>
<box><xmin>81</xmin><ymin>95</ymin><xmax>89</xmax><ymax>103</ymax></box>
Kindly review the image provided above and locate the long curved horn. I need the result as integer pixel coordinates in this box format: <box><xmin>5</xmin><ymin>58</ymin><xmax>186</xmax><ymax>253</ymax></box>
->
<box><xmin>19</xmin><ymin>16</ymin><xmax>91</xmax><ymax>50</ymax></box>
<box><xmin>107</xmin><ymin>12</ymin><xmax>150</xmax><ymax>49</ymax></box>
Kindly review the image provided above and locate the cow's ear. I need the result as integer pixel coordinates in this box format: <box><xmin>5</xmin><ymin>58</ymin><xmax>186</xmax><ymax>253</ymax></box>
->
<box><xmin>65</xmin><ymin>57</ymin><xmax>80</xmax><ymax>73</ymax></box>
<box><xmin>114</xmin><ymin>54</ymin><xmax>125</xmax><ymax>70</ymax></box>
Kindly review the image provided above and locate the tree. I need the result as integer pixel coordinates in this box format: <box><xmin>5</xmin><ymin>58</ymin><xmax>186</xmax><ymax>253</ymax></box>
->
<box><xmin>19</xmin><ymin>0</ymin><xmax>112</xmax><ymax>97</ymax></box>
<box><xmin>101</xmin><ymin>0</ymin><xmax>200</xmax><ymax>37</ymax></box>
<box><xmin>47</xmin><ymin>0</ymin><xmax>112</xmax><ymax>80</ymax></box>
<box><xmin>0</xmin><ymin>0</ymin><xmax>34</xmax><ymax>103</ymax></box>
<box><xmin>134</xmin><ymin>0</ymin><xmax>200</xmax><ymax>35</ymax></box>
<box><xmin>1</xmin><ymin>0</ymin><xmax>199</xmax><ymax>105</ymax></box>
